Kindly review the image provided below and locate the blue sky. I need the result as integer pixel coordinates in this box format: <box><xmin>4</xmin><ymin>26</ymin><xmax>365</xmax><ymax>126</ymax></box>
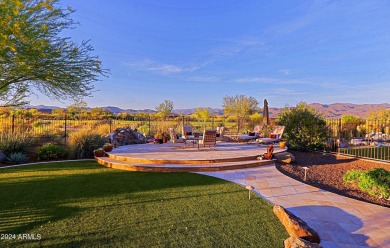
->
<box><xmin>28</xmin><ymin>0</ymin><xmax>390</xmax><ymax>109</ymax></box>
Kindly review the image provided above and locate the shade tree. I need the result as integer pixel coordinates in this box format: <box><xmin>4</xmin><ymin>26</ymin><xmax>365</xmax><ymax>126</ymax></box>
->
<box><xmin>0</xmin><ymin>0</ymin><xmax>108</xmax><ymax>107</ymax></box>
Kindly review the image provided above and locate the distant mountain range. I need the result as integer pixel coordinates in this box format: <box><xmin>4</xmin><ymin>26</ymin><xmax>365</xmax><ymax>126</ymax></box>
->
<box><xmin>26</xmin><ymin>103</ymin><xmax>390</xmax><ymax>119</ymax></box>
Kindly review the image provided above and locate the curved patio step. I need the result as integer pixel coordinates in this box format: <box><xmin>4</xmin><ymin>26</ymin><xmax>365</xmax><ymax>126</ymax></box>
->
<box><xmin>107</xmin><ymin>153</ymin><xmax>261</xmax><ymax>165</ymax></box>
<box><xmin>96</xmin><ymin>156</ymin><xmax>275</xmax><ymax>172</ymax></box>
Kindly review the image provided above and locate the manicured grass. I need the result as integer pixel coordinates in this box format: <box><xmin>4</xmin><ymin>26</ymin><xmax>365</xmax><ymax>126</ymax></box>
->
<box><xmin>0</xmin><ymin>161</ymin><xmax>287</xmax><ymax>247</ymax></box>
<box><xmin>340</xmin><ymin>146</ymin><xmax>390</xmax><ymax>161</ymax></box>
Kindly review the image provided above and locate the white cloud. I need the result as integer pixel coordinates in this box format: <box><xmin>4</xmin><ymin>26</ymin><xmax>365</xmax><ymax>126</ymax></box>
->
<box><xmin>278</xmin><ymin>69</ymin><xmax>291</xmax><ymax>75</ymax></box>
<box><xmin>185</xmin><ymin>76</ymin><xmax>220</xmax><ymax>82</ymax></box>
<box><xmin>126</xmin><ymin>59</ymin><xmax>201</xmax><ymax>75</ymax></box>
<box><xmin>233</xmin><ymin>76</ymin><xmax>309</xmax><ymax>85</ymax></box>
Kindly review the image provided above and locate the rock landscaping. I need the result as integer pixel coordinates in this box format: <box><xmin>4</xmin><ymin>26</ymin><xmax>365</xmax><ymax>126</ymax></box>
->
<box><xmin>276</xmin><ymin>151</ymin><xmax>390</xmax><ymax>208</ymax></box>
<box><xmin>273</xmin><ymin>205</ymin><xmax>321</xmax><ymax>247</ymax></box>
<box><xmin>108</xmin><ymin>127</ymin><xmax>148</xmax><ymax>147</ymax></box>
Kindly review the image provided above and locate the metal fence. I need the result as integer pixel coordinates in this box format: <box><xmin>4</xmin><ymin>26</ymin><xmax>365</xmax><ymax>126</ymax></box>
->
<box><xmin>2</xmin><ymin>114</ymin><xmax>389</xmax><ymax>162</ymax></box>
<box><xmin>326</xmin><ymin>119</ymin><xmax>390</xmax><ymax>162</ymax></box>
<box><xmin>0</xmin><ymin>114</ymin><xmax>239</xmax><ymax>144</ymax></box>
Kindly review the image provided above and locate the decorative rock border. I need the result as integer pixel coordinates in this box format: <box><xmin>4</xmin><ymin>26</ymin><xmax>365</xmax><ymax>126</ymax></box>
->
<box><xmin>273</xmin><ymin>205</ymin><xmax>322</xmax><ymax>248</ymax></box>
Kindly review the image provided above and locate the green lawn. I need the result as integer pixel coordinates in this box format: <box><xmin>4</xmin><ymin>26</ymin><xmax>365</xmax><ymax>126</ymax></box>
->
<box><xmin>0</xmin><ymin>161</ymin><xmax>287</xmax><ymax>247</ymax></box>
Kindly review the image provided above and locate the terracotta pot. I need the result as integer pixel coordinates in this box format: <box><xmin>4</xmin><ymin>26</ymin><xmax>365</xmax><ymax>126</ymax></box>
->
<box><xmin>103</xmin><ymin>147</ymin><xmax>113</xmax><ymax>152</ymax></box>
<box><xmin>279</xmin><ymin>141</ymin><xmax>286</xmax><ymax>149</ymax></box>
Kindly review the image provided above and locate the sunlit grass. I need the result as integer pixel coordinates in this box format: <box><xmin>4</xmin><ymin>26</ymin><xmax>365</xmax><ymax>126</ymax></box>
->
<box><xmin>0</xmin><ymin>161</ymin><xmax>287</xmax><ymax>247</ymax></box>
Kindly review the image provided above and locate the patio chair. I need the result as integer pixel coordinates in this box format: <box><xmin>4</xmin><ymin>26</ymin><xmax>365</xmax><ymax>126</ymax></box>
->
<box><xmin>168</xmin><ymin>128</ymin><xmax>186</xmax><ymax>144</ymax></box>
<box><xmin>182</xmin><ymin>125</ymin><xmax>193</xmax><ymax>139</ymax></box>
<box><xmin>216</xmin><ymin>126</ymin><xmax>226</xmax><ymax>141</ymax></box>
<box><xmin>257</xmin><ymin>125</ymin><xmax>285</xmax><ymax>144</ymax></box>
<box><xmin>199</xmin><ymin>129</ymin><xmax>217</xmax><ymax>148</ymax></box>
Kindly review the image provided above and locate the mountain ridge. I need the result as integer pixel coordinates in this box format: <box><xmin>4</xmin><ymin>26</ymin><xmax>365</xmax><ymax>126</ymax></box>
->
<box><xmin>26</xmin><ymin>103</ymin><xmax>390</xmax><ymax>119</ymax></box>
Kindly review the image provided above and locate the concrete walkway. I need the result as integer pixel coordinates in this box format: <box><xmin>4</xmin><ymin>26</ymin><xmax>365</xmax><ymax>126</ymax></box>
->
<box><xmin>199</xmin><ymin>165</ymin><xmax>390</xmax><ymax>248</ymax></box>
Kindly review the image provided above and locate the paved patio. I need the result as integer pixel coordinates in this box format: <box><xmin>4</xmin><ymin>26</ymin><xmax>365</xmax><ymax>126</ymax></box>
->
<box><xmin>199</xmin><ymin>165</ymin><xmax>390</xmax><ymax>248</ymax></box>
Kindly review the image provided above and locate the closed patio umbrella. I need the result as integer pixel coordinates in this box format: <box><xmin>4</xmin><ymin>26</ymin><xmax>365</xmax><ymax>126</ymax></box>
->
<box><xmin>262</xmin><ymin>99</ymin><xmax>269</xmax><ymax>125</ymax></box>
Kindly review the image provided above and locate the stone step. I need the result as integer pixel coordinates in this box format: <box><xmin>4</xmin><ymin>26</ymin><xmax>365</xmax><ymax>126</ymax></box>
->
<box><xmin>96</xmin><ymin>156</ymin><xmax>275</xmax><ymax>172</ymax></box>
<box><xmin>107</xmin><ymin>153</ymin><xmax>261</xmax><ymax>165</ymax></box>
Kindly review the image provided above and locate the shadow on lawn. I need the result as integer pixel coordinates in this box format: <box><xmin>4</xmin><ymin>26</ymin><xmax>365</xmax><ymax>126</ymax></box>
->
<box><xmin>0</xmin><ymin>161</ymin><xmax>230</xmax><ymax>235</ymax></box>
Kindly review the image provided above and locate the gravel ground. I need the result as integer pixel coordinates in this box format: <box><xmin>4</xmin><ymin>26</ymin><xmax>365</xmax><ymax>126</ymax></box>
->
<box><xmin>276</xmin><ymin>151</ymin><xmax>390</xmax><ymax>208</ymax></box>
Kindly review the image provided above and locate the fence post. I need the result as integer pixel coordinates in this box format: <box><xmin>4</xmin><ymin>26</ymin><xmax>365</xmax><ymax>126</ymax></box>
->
<box><xmin>148</xmin><ymin>115</ymin><xmax>151</xmax><ymax>136</ymax></box>
<box><xmin>11</xmin><ymin>114</ymin><xmax>15</xmax><ymax>134</ymax></box>
<box><xmin>212</xmin><ymin>116</ymin><xmax>214</xmax><ymax>129</ymax></box>
<box><xmin>338</xmin><ymin>119</ymin><xmax>342</xmax><ymax>153</ymax></box>
<box><xmin>64</xmin><ymin>114</ymin><xmax>67</xmax><ymax>144</ymax></box>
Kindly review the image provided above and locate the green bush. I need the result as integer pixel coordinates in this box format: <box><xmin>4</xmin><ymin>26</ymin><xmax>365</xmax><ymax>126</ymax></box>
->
<box><xmin>0</xmin><ymin>132</ymin><xmax>33</xmax><ymax>155</ymax></box>
<box><xmin>343</xmin><ymin>168</ymin><xmax>390</xmax><ymax>199</ymax></box>
<box><xmin>7</xmin><ymin>152</ymin><xmax>29</xmax><ymax>164</ymax></box>
<box><xmin>278</xmin><ymin>102</ymin><xmax>329</xmax><ymax>151</ymax></box>
<box><xmin>68</xmin><ymin>129</ymin><xmax>107</xmax><ymax>159</ymax></box>
<box><xmin>36</xmin><ymin>143</ymin><xmax>65</xmax><ymax>161</ymax></box>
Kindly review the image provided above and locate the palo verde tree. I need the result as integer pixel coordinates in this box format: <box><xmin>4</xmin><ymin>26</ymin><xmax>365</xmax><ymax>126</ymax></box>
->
<box><xmin>192</xmin><ymin>107</ymin><xmax>211</xmax><ymax>130</ymax></box>
<box><xmin>222</xmin><ymin>95</ymin><xmax>259</xmax><ymax>133</ymax></box>
<box><xmin>278</xmin><ymin>102</ymin><xmax>329</xmax><ymax>151</ymax></box>
<box><xmin>0</xmin><ymin>0</ymin><xmax>108</xmax><ymax>107</ymax></box>
<box><xmin>155</xmin><ymin>100</ymin><xmax>174</xmax><ymax>119</ymax></box>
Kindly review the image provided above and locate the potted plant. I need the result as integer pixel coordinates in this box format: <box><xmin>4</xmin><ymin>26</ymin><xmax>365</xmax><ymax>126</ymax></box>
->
<box><xmin>154</xmin><ymin>133</ymin><xmax>164</xmax><ymax>144</ymax></box>
<box><xmin>162</xmin><ymin>132</ymin><xmax>169</xmax><ymax>143</ymax></box>
<box><xmin>193</xmin><ymin>131</ymin><xmax>201</xmax><ymax>138</ymax></box>
<box><xmin>93</xmin><ymin>148</ymin><xmax>105</xmax><ymax>157</ymax></box>
<box><xmin>103</xmin><ymin>143</ymin><xmax>114</xmax><ymax>152</ymax></box>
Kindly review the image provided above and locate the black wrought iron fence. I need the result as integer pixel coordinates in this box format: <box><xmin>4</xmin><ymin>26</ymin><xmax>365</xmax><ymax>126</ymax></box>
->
<box><xmin>326</xmin><ymin>119</ymin><xmax>390</xmax><ymax>162</ymax></box>
<box><xmin>0</xmin><ymin>114</ymin><xmax>238</xmax><ymax>144</ymax></box>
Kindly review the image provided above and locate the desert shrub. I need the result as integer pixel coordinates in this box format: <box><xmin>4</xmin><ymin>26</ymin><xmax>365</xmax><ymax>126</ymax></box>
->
<box><xmin>94</xmin><ymin>124</ymin><xmax>111</xmax><ymax>135</ymax></box>
<box><xmin>137</xmin><ymin>124</ymin><xmax>149</xmax><ymax>135</ymax></box>
<box><xmin>278</xmin><ymin>102</ymin><xmax>329</xmax><ymax>151</ymax></box>
<box><xmin>344</xmin><ymin>168</ymin><xmax>390</xmax><ymax>199</ymax></box>
<box><xmin>68</xmin><ymin>129</ymin><xmax>107</xmax><ymax>159</ymax></box>
<box><xmin>36</xmin><ymin>143</ymin><xmax>66</xmax><ymax>161</ymax></box>
<box><xmin>7</xmin><ymin>152</ymin><xmax>29</xmax><ymax>164</ymax></box>
<box><xmin>0</xmin><ymin>132</ymin><xmax>33</xmax><ymax>155</ymax></box>
<box><xmin>246</xmin><ymin>112</ymin><xmax>262</xmax><ymax>131</ymax></box>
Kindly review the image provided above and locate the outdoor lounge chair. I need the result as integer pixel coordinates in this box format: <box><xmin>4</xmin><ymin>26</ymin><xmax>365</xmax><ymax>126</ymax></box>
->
<box><xmin>237</xmin><ymin>125</ymin><xmax>264</xmax><ymax>143</ymax></box>
<box><xmin>256</xmin><ymin>125</ymin><xmax>285</xmax><ymax>144</ymax></box>
<box><xmin>168</xmin><ymin>128</ymin><xmax>186</xmax><ymax>144</ymax></box>
<box><xmin>199</xmin><ymin>129</ymin><xmax>217</xmax><ymax>148</ymax></box>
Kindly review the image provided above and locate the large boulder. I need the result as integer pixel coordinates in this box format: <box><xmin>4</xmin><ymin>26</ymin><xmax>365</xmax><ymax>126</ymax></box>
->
<box><xmin>274</xmin><ymin>152</ymin><xmax>295</xmax><ymax>164</ymax></box>
<box><xmin>284</xmin><ymin>237</ymin><xmax>323</xmax><ymax>248</ymax></box>
<box><xmin>273</xmin><ymin>205</ymin><xmax>320</xmax><ymax>244</ymax></box>
<box><xmin>109</xmin><ymin>127</ymin><xmax>147</xmax><ymax>147</ymax></box>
